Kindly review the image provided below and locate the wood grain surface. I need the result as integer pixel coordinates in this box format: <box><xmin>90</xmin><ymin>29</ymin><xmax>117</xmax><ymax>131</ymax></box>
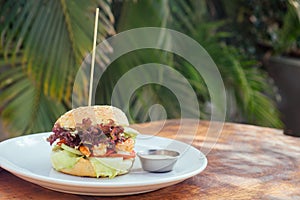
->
<box><xmin>0</xmin><ymin>119</ymin><xmax>299</xmax><ymax>199</ymax></box>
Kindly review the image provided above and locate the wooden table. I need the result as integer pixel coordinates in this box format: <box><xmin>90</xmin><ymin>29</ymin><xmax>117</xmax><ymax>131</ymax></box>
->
<box><xmin>0</xmin><ymin>119</ymin><xmax>300</xmax><ymax>199</ymax></box>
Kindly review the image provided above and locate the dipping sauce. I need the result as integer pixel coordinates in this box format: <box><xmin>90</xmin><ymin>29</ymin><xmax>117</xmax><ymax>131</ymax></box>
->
<box><xmin>139</xmin><ymin>155</ymin><xmax>175</xmax><ymax>159</ymax></box>
<box><xmin>137</xmin><ymin>149</ymin><xmax>180</xmax><ymax>172</ymax></box>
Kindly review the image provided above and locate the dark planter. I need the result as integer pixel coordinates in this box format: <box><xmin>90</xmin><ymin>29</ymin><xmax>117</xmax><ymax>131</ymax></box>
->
<box><xmin>264</xmin><ymin>56</ymin><xmax>300</xmax><ymax>137</ymax></box>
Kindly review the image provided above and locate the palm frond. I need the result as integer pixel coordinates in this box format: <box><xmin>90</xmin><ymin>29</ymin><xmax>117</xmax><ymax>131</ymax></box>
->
<box><xmin>0</xmin><ymin>0</ymin><xmax>115</xmax><ymax>136</ymax></box>
<box><xmin>109</xmin><ymin>0</ymin><xmax>282</xmax><ymax>127</ymax></box>
<box><xmin>0</xmin><ymin>0</ymin><xmax>283</xmax><ymax>139</ymax></box>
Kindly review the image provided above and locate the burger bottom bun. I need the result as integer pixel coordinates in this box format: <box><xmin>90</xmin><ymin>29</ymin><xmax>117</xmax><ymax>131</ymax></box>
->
<box><xmin>55</xmin><ymin>157</ymin><xmax>134</xmax><ymax>178</ymax></box>
<box><xmin>59</xmin><ymin>157</ymin><xmax>96</xmax><ymax>177</ymax></box>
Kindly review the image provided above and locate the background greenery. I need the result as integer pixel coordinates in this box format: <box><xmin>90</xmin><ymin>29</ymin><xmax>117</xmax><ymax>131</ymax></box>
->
<box><xmin>1</xmin><ymin>0</ymin><xmax>293</xmax><ymax>138</ymax></box>
<box><xmin>223</xmin><ymin>0</ymin><xmax>300</xmax><ymax>58</ymax></box>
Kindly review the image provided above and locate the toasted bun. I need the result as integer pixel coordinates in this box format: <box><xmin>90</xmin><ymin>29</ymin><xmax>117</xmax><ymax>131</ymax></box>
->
<box><xmin>59</xmin><ymin>157</ymin><xmax>96</xmax><ymax>177</ymax></box>
<box><xmin>56</xmin><ymin>157</ymin><xmax>133</xmax><ymax>178</ymax></box>
<box><xmin>55</xmin><ymin>105</ymin><xmax>129</xmax><ymax>128</ymax></box>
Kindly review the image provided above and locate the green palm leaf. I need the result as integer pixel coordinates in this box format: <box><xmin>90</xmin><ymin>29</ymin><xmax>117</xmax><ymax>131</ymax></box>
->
<box><xmin>0</xmin><ymin>0</ymin><xmax>114</xmax><ymax>137</ymax></box>
<box><xmin>105</xmin><ymin>0</ymin><xmax>282</xmax><ymax>127</ymax></box>
<box><xmin>0</xmin><ymin>0</ymin><xmax>283</xmax><ymax>139</ymax></box>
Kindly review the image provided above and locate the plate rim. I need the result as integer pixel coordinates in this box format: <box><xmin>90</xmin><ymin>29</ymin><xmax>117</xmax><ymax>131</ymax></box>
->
<box><xmin>0</xmin><ymin>132</ymin><xmax>207</xmax><ymax>190</ymax></box>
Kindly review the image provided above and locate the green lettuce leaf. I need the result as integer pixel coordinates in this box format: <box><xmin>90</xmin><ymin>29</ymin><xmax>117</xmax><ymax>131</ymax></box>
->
<box><xmin>123</xmin><ymin>127</ymin><xmax>139</xmax><ymax>139</ymax></box>
<box><xmin>51</xmin><ymin>149</ymin><xmax>82</xmax><ymax>170</ymax></box>
<box><xmin>61</xmin><ymin>143</ymin><xmax>82</xmax><ymax>155</ymax></box>
<box><xmin>89</xmin><ymin>157</ymin><xmax>133</xmax><ymax>178</ymax></box>
<box><xmin>89</xmin><ymin>157</ymin><xmax>119</xmax><ymax>178</ymax></box>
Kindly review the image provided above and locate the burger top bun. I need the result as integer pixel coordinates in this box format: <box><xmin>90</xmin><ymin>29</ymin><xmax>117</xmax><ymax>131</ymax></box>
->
<box><xmin>55</xmin><ymin>105</ymin><xmax>129</xmax><ymax>129</ymax></box>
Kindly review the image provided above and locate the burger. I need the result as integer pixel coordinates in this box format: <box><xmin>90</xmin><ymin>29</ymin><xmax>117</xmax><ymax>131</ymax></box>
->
<box><xmin>46</xmin><ymin>105</ymin><xmax>138</xmax><ymax>178</ymax></box>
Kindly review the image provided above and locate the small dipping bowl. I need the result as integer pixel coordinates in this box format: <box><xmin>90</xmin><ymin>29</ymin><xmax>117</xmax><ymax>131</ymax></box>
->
<box><xmin>137</xmin><ymin>149</ymin><xmax>180</xmax><ymax>172</ymax></box>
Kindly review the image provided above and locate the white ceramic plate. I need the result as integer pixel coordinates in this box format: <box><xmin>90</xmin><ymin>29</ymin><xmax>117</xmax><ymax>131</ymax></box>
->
<box><xmin>0</xmin><ymin>132</ymin><xmax>207</xmax><ymax>196</ymax></box>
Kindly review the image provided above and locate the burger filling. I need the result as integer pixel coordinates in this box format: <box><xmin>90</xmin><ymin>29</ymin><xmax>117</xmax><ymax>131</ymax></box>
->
<box><xmin>46</xmin><ymin>118</ymin><xmax>137</xmax><ymax>178</ymax></box>
<box><xmin>47</xmin><ymin>118</ymin><xmax>137</xmax><ymax>158</ymax></box>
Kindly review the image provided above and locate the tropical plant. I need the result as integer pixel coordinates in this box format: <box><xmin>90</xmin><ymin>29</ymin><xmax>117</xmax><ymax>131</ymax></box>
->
<box><xmin>0</xmin><ymin>0</ymin><xmax>115</xmax><ymax>137</ymax></box>
<box><xmin>0</xmin><ymin>0</ymin><xmax>282</xmax><ymax>138</ymax></box>
<box><xmin>105</xmin><ymin>0</ymin><xmax>282</xmax><ymax>127</ymax></box>
<box><xmin>275</xmin><ymin>0</ymin><xmax>300</xmax><ymax>56</ymax></box>
<box><xmin>223</xmin><ymin>0</ymin><xmax>300</xmax><ymax>58</ymax></box>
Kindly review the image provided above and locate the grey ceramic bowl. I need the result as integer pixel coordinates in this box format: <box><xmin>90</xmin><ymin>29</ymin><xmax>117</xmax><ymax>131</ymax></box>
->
<box><xmin>137</xmin><ymin>149</ymin><xmax>180</xmax><ymax>172</ymax></box>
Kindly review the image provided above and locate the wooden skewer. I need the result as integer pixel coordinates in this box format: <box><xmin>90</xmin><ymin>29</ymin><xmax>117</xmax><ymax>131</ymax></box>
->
<box><xmin>88</xmin><ymin>8</ymin><xmax>99</xmax><ymax>106</ymax></box>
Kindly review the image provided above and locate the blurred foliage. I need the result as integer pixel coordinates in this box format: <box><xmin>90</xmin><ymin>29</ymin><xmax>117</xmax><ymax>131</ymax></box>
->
<box><xmin>0</xmin><ymin>0</ymin><xmax>283</xmax><ymax>138</ymax></box>
<box><xmin>103</xmin><ymin>0</ymin><xmax>282</xmax><ymax>127</ymax></box>
<box><xmin>223</xmin><ymin>0</ymin><xmax>300</xmax><ymax>58</ymax></box>
<box><xmin>0</xmin><ymin>0</ymin><xmax>114</xmax><ymax>136</ymax></box>
<box><xmin>276</xmin><ymin>0</ymin><xmax>300</xmax><ymax>56</ymax></box>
